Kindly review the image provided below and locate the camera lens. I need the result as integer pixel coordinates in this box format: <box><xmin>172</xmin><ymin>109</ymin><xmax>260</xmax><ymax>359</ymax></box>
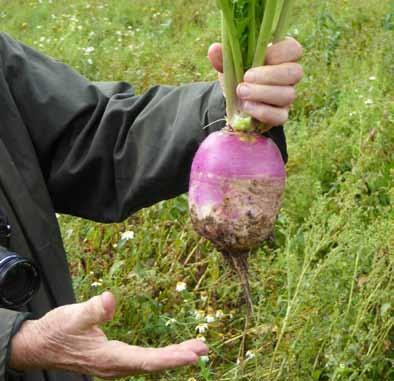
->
<box><xmin>0</xmin><ymin>250</ymin><xmax>41</xmax><ymax>308</ymax></box>
<box><xmin>2</xmin><ymin>263</ymin><xmax>37</xmax><ymax>304</ymax></box>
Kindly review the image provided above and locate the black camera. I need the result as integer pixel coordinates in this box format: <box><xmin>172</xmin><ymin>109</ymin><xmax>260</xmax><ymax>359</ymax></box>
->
<box><xmin>0</xmin><ymin>247</ymin><xmax>41</xmax><ymax>308</ymax></box>
<box><xmin>0</xmin><ymin>211</ymin><xmax>41</xmax><ymax>309</ymax></box>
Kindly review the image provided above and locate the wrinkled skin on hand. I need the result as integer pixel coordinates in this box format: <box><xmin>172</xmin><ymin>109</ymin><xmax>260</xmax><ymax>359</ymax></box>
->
<box><xmin>10</xmin><ymin>292</ymin><xmax>208</xmax><ymax>379</ymax></box>
<box><xmin>208</xmin><ymin>37</ymin><xmax>304</xmax><ymax>129</ymax></box>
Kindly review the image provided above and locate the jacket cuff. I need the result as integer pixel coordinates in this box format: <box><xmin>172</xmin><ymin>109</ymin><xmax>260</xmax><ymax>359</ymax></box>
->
<box><xmin>0</xmin><ymin>309</ymin><xmax>30</xmax><ymax>379</ymax></box>
<box><xmin>206</xmin><ymin>81</ymin><xmax>226</xmax><ymax>133</ymax></box>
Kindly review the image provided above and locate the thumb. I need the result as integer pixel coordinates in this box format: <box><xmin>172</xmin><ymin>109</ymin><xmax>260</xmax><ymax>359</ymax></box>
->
<box><xmin>208</xmin><ymin>43</ymin><xmax>223</xmax><ymax>73</ymax></box>
<box><xmin>74</xmin><ymin>292</ymin><xmax>116</xmax><ymax>330</ymax></box>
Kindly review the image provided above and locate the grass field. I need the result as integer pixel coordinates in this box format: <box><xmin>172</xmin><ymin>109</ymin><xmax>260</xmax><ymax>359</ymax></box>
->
<box><xmin>2</xmin><ymin>0</ymin><xmax>393</xmax><ymax>380</ymax></box>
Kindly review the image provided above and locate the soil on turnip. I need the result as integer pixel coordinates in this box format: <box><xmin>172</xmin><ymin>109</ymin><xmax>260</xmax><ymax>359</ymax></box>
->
<box><xmin>189</xmin><ymin>177</ymin><xmax>284</xmax><ymax>254</ymax></box>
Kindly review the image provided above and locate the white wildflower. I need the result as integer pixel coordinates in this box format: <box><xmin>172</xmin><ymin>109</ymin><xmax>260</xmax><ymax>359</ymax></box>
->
<box><xmin>206</xmin><ymin>314</ymin><xmax>215</xmax><ymax>323</ymax></box>
<box><xmin>196</xmin><ymin>323</ymin><xmax>208</xmax><ymax>334</ymax></box>
<box><xmin>200</xmin><ymin>355</ymin><xmax>209</xmax><ymax>363</ymax></box>
<box><xmin>176</xmin><ymin>281</ymin><xmax>187</xmax><ymax>292</ymax></box>
<box><xmin>364</xmin><ymin>99</ymin><xmax>373</xmax><ymax>105</ymax></box>
<box><xmin>368</xmin><ymin>76</ymin><xmax>376</xmax><ymax>81</ymax></box>
<box><xmin>193</xmin><ymin>310</ymin><xmax>205</xmax><ymax>320</ymax></box>
<box><xmin>121</xmin><ymin>231</ymin><xmax>134</xmax><ymax>241</ymax></box>
<box><xmin>91</xmin><ymin>281</ymin><xmax>102</xmax><ymax>287</ymax></box>
<box><xmin>165</xmin><ymin>318</ymin><xmax>177</xmax><ymax>327</ymax></box>
<box><xmin>215</xmin><ymin>310</ymin><xmax>225</xmax><ymax>319</ymax></box>
<box><xmin>245</xmin><ymin>350</ymin><xmax>256</xmax><ymax>360</ymax></box>
<box><xmin>87</xmin><ymin>59</ymin><xmax>93</xmax><ymax>65</ymax></box>
<box><xmin>84</xmin><ymin>46</ymin><xmax>95</xmax><ymax>55</ymax></box>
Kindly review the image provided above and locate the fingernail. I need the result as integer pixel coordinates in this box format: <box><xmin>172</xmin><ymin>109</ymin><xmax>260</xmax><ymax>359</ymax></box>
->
<box><xmin>244</xmin><ymin>70</ymin><xmax>256</xmax><ymax>82</ymax></box>
<box><xmin>237</xmin><ymin>84</ymin><xmax>250</xmax><ymax>98</ymax></box>
<box><xmin>242</xmin><ymin>101</ymin><xmax>255</xmax><ymax>112</ymax></box>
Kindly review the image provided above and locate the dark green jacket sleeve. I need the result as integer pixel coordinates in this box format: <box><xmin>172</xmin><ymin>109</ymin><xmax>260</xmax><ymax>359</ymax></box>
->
<box><xmin>0</xmin><ymin>32</ymin><xmax>287</xmax><ymax>223</ymax></box>
<box><xmin>0</xmin><ymin>309</ymin><xmax>29</xmax><ymax>380</ymax></box>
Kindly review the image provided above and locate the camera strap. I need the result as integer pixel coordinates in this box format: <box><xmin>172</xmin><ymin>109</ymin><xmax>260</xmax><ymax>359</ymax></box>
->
<box><xmin>0</xmin><ymin>207</ymin><xmax>11</xmax><ymax>248</ymax></box>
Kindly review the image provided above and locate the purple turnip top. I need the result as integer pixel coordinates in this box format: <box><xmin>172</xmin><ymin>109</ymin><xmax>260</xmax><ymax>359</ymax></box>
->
<box><xmin>189</xmin><ymin>130</ymin><xmax>286</xmax><ymax>254</ymax></box>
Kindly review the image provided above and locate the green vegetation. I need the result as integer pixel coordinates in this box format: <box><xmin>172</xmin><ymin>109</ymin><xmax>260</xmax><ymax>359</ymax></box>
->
<box><xmin>2</xmin><ymin>0</ymin><xmax>393</xmax><ymax>379</ymax></box>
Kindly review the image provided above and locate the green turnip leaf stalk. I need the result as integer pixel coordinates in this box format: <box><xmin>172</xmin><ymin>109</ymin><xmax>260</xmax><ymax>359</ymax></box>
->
<box><xmin>218</xmin><ymin>0</ymin><xmax>294</xmax><ymax>133</ymax></box>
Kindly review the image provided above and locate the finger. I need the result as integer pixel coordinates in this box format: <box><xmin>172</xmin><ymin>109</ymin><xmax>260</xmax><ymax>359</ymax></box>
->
<box><xmin>139</xmin><ymin>348</ymin><xmax>199</xmax><ymax>372</ymax></box>
<box><xmin>208</xmin><ymin>43</ymin><xmax>223</xmax><ymax>73</ymax></box>
<box><xmin>237</xmin><ymin>84</ymin><xmax>296</xmax><ymax>107</ymax></box>
<box><xmin>109</xmin><ymin>343</ymin><xmax>200</xmax><ymax>374</ymax></box>
<box><xmin>101</xmin><ymin>292</ymin><xmax>116</xmax><ymax>321</ymax></box>
<box><xmin>241</xmin><ymin>101</ymin><xmax>289</xmax><ymax>127</ymax></box>
<box><xmin>209</xmin><ymin>39</ymin><xmax>302</xmax><ymax>76</ymax></box>
<box><xmin>165</xmin><ymin>339</ymin><xmax>208</xmax><ymax>356</ymax></box>
<box><xmin>265</xmin><ymin>37</ymin><xmax>303</xmax><ymax>65</ymax></box>
<box><xmin>244</xmin><ymin>62</ymin><xmax>303</xmax><ymax>86</ymax></box>
<box><xmin>73</xmin><ymin>292</ymin><xmax>116</xmax><ymax>331</ymax></box>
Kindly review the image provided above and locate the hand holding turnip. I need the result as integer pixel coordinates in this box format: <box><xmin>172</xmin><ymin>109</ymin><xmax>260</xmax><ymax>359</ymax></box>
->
<box><xmin>208</xmin><ymin>37</ymin><xmax>303</xmax><ymax>129</ymax></box>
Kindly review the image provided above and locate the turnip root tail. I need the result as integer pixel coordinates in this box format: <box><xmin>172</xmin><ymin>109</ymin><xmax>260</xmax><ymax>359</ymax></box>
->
<box><xmin>223</xmin><ymin>251</ymin><xmax>254</xmax><ymax>316</ymax></box>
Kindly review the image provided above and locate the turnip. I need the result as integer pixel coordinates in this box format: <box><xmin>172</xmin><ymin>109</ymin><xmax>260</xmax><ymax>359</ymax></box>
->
<box><xmin>189</xmin><ymin>1</ymin><xmax>294</xmax><ymax>314</ymax></box>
